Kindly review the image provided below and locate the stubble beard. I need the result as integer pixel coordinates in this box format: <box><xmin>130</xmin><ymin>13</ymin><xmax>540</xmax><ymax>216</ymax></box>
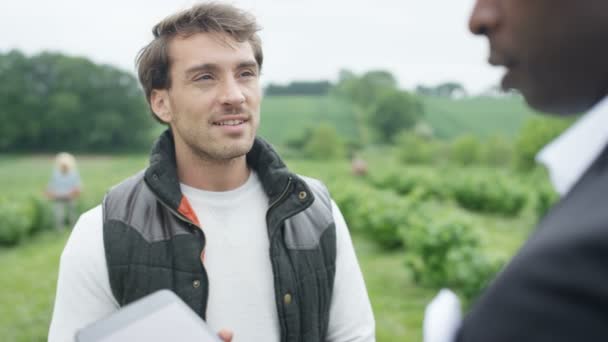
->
<box><xmin>173</xmin><ymin>104</ymin><xmax>258</xmax><ymax>165</ymax></box>
<box><xmin>188</xmin><ymin>136</ymin><xmax>252</xmax><ymax>164</ymax></box>
<box><xmin>176</xmin><ymin>118</ymin><xmax>255</xmax><ymax>165</ymax></box>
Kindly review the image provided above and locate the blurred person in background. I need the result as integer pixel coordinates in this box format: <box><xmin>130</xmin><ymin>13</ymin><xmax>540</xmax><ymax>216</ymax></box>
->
<box><xmin>45</xmin><ymin>152</ymin><xmax>81</xmax><ymax>231</ymax></box>
<box><xmin>351</xmin><ymin>153</ymin><xmax>368</xmax><ymax>177</ymax></box>
<box><xmin>425</xmin><ymin>1</ymin><xmax>608</xmax><ymax>341</ymax></box>
<box><xmin>48</xmin><ymin>3</ymin><xmax>374</xmax><ymax>342</ymax></box>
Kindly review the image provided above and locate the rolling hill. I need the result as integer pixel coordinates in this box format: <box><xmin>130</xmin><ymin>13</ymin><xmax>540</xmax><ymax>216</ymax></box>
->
<box><xmin>258</xmin><ymin>95</ymin><xmax>537</xmax><ymax>145</ymax></box>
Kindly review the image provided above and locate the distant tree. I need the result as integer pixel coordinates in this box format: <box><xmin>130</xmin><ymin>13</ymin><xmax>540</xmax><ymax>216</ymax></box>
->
<box><xmin>416</xmin><ymin>82</ymin><xmax>467</xmax><ymax>98</ymax></box>
<box><xmin>0</xmin><ymin>50</ymin><xmax>50</xmax><ymax>150</ymax></box>
<box><xmin>480</xmin><ymin>84</ymin><xmax>519</xmax><ymax>98</ymax></box>
<box><xmin>368</xmin><ymin>90</ymin><xmax>424</xmax><ymax>143</ymax></box>
<box><xmin>265</xmin><ymin>80</ymin><xmax>332</xmax><ymax>96</ymax></box>
<box><xmin>436</xmin><ymin>82</ymin><xmax>467</xmax><ymax>98</ymax></box>
<box><xmin>332</xmin><ymin>69</ymin><xmax>435</xmax><ymax>146</ymax></box>
<box><xmin>415</xmin><ymin>85</ymin><xmax>435</xmax><ymax>97</ymax></box>
<box><xmin>362</xmin><ymin>70</ymin><xmax>398</xmax><ymax>88</ymax></box>
<box><xmin>333</xmin><ymin>70</ymin><xmax>398</xmax><ymax>110</ymax></box>
<box><xmin>337</xmin><ymin>69</ymin><xmax>356</xmax><ymax>82</ymax></box>
<box><xmin>0</xmin><ymin>50</ymin><xmax>152</xmax><ymax>152</ymax></box>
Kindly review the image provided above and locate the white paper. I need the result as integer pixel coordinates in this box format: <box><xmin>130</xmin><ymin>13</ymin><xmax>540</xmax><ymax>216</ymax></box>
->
<box><xmin>423</xmin><ymin>288</ymin><xmax>462</xmax><ymax>342</ymax></box>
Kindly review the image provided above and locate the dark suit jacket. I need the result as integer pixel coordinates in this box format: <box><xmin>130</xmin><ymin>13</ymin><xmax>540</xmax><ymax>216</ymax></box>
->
<box><xmin>457</xmin><ymin>144</ymin><xmax>608</xmax><ymax>341</ymax></box>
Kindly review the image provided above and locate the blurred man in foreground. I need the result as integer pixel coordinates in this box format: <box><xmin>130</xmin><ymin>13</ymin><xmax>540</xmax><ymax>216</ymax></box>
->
<box><xmin>48</xmin><ymin>3</ymin><xmax>374</xmax><ymax>341</ymax></box>
<box><xmin>427</xmin><ymin>1</ymin><xmax>608</xmax><ymax>341</ymax></box>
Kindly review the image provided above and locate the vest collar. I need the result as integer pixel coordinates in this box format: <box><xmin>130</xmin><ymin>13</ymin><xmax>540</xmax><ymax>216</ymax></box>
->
<box><xmin>144</xmin><ymin>129</ymin><xmax>308</xmax><ymax>214</ymax></box>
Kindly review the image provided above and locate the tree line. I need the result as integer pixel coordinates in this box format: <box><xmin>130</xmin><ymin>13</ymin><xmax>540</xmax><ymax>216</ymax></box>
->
<box><xmin>0</xmin><ymin>49</ymin><xmax>568</xmax><ymax>158</ymax></box>
<box><xmin>0</xmin><ymin>50</ymin><xmax>152</xmax><ymax>152</ymax></box>
<box><xmin>0</xmin><ymin>50</ymin><xmax>429</xmax><ymax>153</ymax></box>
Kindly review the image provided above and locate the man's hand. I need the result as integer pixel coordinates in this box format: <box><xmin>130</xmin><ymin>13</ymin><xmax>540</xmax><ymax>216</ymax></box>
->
<box><xmin>218</xmin><ymin>329</ymin><xmax>233</xmax><ymax>342</ymax></box>
<box><xmin>69</xmin><ymin>188</ymin><xmax>81</xmax><ymax>199</ymax></box>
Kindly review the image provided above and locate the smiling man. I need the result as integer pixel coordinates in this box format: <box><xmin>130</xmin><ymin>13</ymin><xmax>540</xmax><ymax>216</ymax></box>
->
<box><xmin>47</xmin><ymin>3</ymin><xmax>375</xmax><ymax>342</ymax></box>
<box><xmin>447</xmin><ymin>0</ymin><xmax>608</xmax><ymax>341</ymax></box>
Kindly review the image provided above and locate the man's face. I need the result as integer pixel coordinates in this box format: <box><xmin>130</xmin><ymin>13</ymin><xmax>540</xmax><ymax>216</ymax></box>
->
<box><xmin>152</xmin><ymin>32</ymin><xmax>261</xmax><ymax>161</ymax></box>
<box><xmin>469</xmin><ymin>0</ymin><xmax>608</xmax><ymax>114</ymax></box>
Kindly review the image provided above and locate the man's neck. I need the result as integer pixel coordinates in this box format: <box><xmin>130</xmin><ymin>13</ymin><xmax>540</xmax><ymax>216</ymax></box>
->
<box><xmin>174</xmin><ymin>143</ymin><xmax>250</xmax><ymax>192</ymax></box>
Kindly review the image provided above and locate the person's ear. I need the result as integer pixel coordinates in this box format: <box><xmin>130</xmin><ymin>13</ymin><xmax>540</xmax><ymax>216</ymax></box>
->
<box><xmin>150</xmin><ymin>89</ymin><xmax>173</xmax><ymax>123</ymax></box>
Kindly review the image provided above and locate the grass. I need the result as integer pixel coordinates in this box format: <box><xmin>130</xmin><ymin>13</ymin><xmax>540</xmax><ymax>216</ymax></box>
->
<box><xmin>0</xmin><ymin>154</ymin><xmax>533</xmax><ymax>341</ymax></box>
<box><xmin>0</xmin><ymin>155</ymin><xmax>148</xmax><ymax>208</ymax></box>
<box><xmin>421</xmin><ymin>95</ymin><xmax>536</xmax><ymax>140</ymax></box>
<box><xmin>259</xmin><ymin>96</ymin><xmax>360</xmax><ymax>145</ymax></box>
<box><xmin>354</xmin><ymin>236</ymin><xmax>435</xmax><ymax>341</ymax></box>
<box><xmin>0</xmin><ymin>230</ymin><xmax>70</xmax><ymax>342</ymax></box>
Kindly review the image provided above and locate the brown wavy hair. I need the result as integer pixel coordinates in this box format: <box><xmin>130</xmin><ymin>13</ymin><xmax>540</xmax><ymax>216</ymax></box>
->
<box><xmin>136</xmin><ymin>2</ymin><xmax>263</xmax><ymax>121</ymax></box>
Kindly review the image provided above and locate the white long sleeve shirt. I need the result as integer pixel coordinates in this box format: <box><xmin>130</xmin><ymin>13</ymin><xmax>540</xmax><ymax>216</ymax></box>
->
<box><xmin>48</xmin><ymin>171</ymin><xmax>375</xmax><ymax>342</ymax></box>
<box><xmin>536</xmin><ymin>96</ymin><xmax>608</xmax><ymax>196</ymax></box>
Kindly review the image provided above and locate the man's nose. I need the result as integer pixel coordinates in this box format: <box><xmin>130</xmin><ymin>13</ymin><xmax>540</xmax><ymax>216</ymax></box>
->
<box><xmin>219</xmin><ymin>77</ymin><xmax>246</xmax><ymax>106</ymax></box>
<box><xmin>468</xmin><ymin>0</ymin><xmax>500</xmax><ymax>36</ymax></box>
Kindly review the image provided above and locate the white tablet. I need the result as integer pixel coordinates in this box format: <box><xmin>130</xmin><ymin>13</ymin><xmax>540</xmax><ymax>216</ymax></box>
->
<box><xmin>75</xmin><ymin>289</ymin><xmax>221</xmax><ymax>342</ymax></box>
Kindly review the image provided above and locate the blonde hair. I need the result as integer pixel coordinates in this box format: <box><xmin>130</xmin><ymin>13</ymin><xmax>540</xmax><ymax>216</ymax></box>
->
<box><xmin>55</xmin><ymin>152</ymin><xmax>77</xmax><ymax>172</ymax></box>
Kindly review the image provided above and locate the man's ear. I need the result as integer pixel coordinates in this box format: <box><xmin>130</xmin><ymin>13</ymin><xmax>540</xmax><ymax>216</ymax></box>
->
<box><xmin>150</xmin><ymin>89</ymin><xmax>173</xmax><ymax>123</ymax></box>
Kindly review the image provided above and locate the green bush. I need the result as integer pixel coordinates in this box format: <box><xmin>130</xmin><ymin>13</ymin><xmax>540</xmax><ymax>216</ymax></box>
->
<box><xmin>369</xmin><ymin>168</ymin><xmax>449</xmax><ymax>201</ymax></box>
<box><xmin>0</xmin><ymin>199</ymin><xmax>34</xmax><ymax>246</ymax></box>
<box><xmin>330</xmin><ymin>180</ymin><xmax>371</xmax><ymax>232</ymax></box>
<box><xmin>332</xmin><ymin>181</ymin><xmax>409</xmax><ymax>249</ymax></box>
<box><xmin>514</xmin><ymin>116</ymin><xmax>573</xmax><ymax>171</ymax></box>
<box><xmin>395</xmin><ymin>132</ymin><xmax>443</xmax><ymax>165</ymax></box>
<box><xmin>0</xmin><ymin>197</ymin><xmax>58</xmax><ymax>247</ymax></box>
<box><xmin>480</xmin><ymin>135</ymin><xmax>513</xmax><ymax>167</ymax></box>
<box><xmin>369</xmin><ymin>166</ymin><xmax>528</xmax><ymax>217</ymax></box>
<box><xmin>358</xmin><ymin>193</ymin><xmax>409</xmax><ymax>249</ymax></box>
<box><xmin>449</xmin><ymin>135</ymin><xmax>483</xmax><ymax>166</ymax></box>
<box><xmin>403</xmin><ymin>209</ymin><xmax>476</xmax><ymax>287</ymax></box>
<box><xmin>30</xmin><ymin>197</ymin><xmax>56</xmax><ymax>233</ymax></box>
<box><xmin>402</xmin><ymin>207</ymin><xmax>503</xmax><ymax>304</ymax></box>
<box><xmin>449</xmin><ymin>135</ymin><xmax>514</xmax><ymax>167</ymax></box>
<box><xmin>535</xmin><ymin>184</ymin><xmax>559</xmax><ymax>220</ymax></box>
<box><xmin>450</xmin><ymin>171</ymin><xmax>527</xmax><ymax>217</ymax></box>
<box><xmin>303</xmin><ymin>122</ymin><xmax>346</xmax><ymax>160</ymax></box>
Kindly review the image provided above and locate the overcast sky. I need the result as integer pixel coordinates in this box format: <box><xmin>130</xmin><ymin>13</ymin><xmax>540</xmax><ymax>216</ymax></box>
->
<box><xmin>0</xmin><ymin>0</ymin><xmax>503</xmax><ymax>94</ymax></box>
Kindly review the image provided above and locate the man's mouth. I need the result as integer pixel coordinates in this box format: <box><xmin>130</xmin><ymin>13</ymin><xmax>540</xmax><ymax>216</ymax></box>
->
<box><xmin>212</xmin><ymin>115</ymin><xmax>249</xmax><ymax>126</ymax></box>
<box><xmin>488</xmin><ymin>50</ymin><xmax>517</xmax><ymax>68</ymax></box>
<box><xmin>213</xmin><ymin>119</ymin><xmax>245</xmax><ymax>126</ymax></box>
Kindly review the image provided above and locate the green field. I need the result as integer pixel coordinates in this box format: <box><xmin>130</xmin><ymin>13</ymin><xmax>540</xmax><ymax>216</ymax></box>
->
<box><xmin>259</xmin><ymin>96</ymin><xmax>360</xmax><ymax>145</ymax></box>
<box><xmin>422</xmin><ymin>96</ymin><xmax>537</xmax><ymax>140</ymax></box>
<box><xmin>0</xmin><ymin>154</ymin><xmax>536</xmax><ymax>341</ymax></box>
<box><xmin>257</xmin><ymin>95</ymin><xmax>535</xmax><ymax>145</ymax></box>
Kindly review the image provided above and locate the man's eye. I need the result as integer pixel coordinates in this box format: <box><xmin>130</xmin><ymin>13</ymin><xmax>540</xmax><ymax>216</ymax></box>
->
<box><xmin>240</xmin><ymin>70</ymin><xmax>256</xmax><ymax>78</ymax></box>
<box><xmin>195</xmin><ymin>74</ymin><xmax>213</xmax><ymax>81</ymax></box>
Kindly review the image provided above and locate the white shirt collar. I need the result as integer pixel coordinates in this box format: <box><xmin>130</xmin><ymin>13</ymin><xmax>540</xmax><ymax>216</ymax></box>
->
<box><xmin>536</xmin><ymin>96</ymin><xmax>608</xmax><ymax>196</ymax></box>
